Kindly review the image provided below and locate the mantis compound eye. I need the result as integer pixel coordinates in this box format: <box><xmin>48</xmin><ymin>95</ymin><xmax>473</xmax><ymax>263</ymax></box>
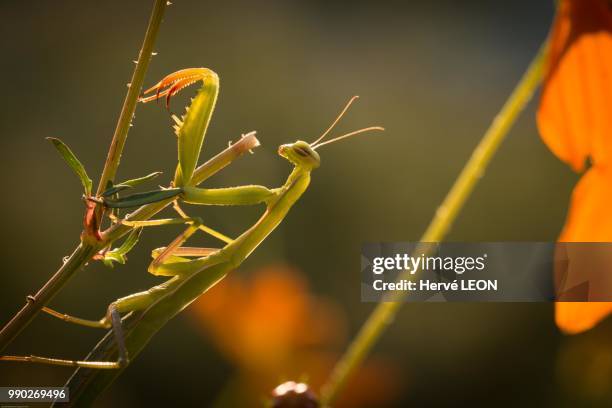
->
<box><xmin>293</xmin><ymin>146</ymin><xmax>310</xmax><ymax>157</ymax></box>
<box><xmin>270</xmin><ymin>381</ymin><xmax>319</xmax><ymax>408</ymax></box>
<box><xmin>278</xmin><ymin>142</ymin><xmax>321</xmax><ymax>168</ymax></box>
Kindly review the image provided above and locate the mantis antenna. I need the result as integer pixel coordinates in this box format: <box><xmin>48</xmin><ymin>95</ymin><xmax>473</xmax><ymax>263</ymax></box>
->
<box><xmin>311</xmin><ymin>95</ymin><xmax>384</xmax><ymax>149</ymax></box>
<box><xmin>312</xmin><ymin>126</ymin><xmax>385</xmax><ymax>149</ymax></box>
<box><xmin>311</xmin><ymin>95</ymin><xmax>360</xmax><ymax>146</ymax></box>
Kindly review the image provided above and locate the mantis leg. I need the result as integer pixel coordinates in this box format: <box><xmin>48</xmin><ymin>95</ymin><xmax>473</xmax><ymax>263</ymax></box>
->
<box><xmin>121</xmin><ymin>217</ymin><xmax>202</xmax><ymax>228</ymax></box>
<box><xmin>181</xmin><ymin>185</ymin><xmax>280</xmax><ymax>206</ymax></box>
<box><xmin>41</xmin><ymin>306</ymin><xmax>110</xmax><ymax>329</ymax></box>
<box><xmin>123</xmin><ymin>215</ymin><xmax>233</xmax><ymax>244</ymax></box>
<box><xmin>173</xmin><ymin>201</ymin><xmax>232</xmax><ymax>244</ymax></box>
<box><xmin>121</xmin><ymin>215</ymin><xmax>226</xmax><ymax>276</ymax></box>
<box><xmin>0</xmin><ymin>306</ymin><xmax>128</xmax><ymax>369</ymax></box>
<box><xmin>146</xmin><ymin>217</ymin><xmax>219</xmax><ymax>277</ymax></box>
<box><xmin>151</xmin><ymin>246</ymin><xmax>219</xmax><ymax>261</ymax></box>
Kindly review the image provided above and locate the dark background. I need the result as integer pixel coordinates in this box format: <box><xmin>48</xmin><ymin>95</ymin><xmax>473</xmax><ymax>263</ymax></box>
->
<box><xmin>1</xmin><ymin>1</ymin><xmax>611</xmax><ymax>407</ymax></box>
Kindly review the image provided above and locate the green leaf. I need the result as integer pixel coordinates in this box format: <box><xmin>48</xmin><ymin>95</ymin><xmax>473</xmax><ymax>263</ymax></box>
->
<box><xmin>101</xmin><ymin>228</ymin><xmax>142</xmax><ymax>268</ymax></box>
<box><xmin>102</xmin><ymin>172</ymin><xmax>163</xmax><ymax>197</ymax></box>
<box><xmin>47</xmin><ymin>137</ymin><xmax>93</xmax><ymax>195</ymax></box>
<box><xmin>102</xmin><ymin>254</ymin><xmax>123</xmax><ymax>268</ymax></box>
<box><xmin>105</xmin><ymin>252</ymin><xmax>125</xmax><ymax>264</ymax></box>
<box><xmin>101</xmin><ymin>184</ymin><xmax>133</xmax><ymax>197</ymax></box>
<box><xmin>119</xmin><ymin>171</ymin><xmax>163</xmax><ymax>188</ymax></box>
<box><xmin>103</xmin><ymin>188</ymin><xmax>182</xmax><ymax>208</ymax></box>
<box><xmin>114</xmin><ymin>228</ymin><xmax>142</xmax><ymax>256</ymax></box>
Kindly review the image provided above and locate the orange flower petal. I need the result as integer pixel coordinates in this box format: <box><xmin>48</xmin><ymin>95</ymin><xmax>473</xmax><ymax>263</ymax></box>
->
<box><xmin>537</xmin><ymin>0</ymin><xmax>612</xmax><ymax>172</ymax></box>
<box><xmin>560</xmin><ymin>166</ymin><xmax>612</xmax><ymax>241</ymax></box>
<box><xmin>538</xmin><ymin>0</ymin><xmax>612</xmax><ymax>334</ymax></box>
<box><xmin>556</xmin><ymin>302</ymin><xmax>612</xmax><ymax>334</ymax></box>
<box><xmin>557</xmin><ymin>166</ymin><xmax>612</xmax><ymax>333</ymax></box>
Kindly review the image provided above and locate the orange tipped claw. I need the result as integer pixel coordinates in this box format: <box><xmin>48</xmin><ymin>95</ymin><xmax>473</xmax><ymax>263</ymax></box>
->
<box><xmin>140</xmin><ymin>68</ymin><xmax>211</xmax><ymax>109</ymax></box>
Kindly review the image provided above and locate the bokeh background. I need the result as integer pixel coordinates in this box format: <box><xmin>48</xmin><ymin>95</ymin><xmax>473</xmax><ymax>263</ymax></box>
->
<box><xmin>1</xmin><ymin>0</ymin><xmax>611</xmax><ymax>406</ymax></box>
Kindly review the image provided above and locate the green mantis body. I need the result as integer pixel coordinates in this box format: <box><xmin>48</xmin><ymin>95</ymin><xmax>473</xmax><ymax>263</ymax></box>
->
<box><xmin>1</xmin><ymin>68</ymin><xmax>382</xmax><ymax>370</ymax></box>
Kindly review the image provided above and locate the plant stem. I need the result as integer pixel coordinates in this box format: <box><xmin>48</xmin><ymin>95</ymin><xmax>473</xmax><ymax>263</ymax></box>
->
<box><xmin>0</xmin><ymin>243</ymin><xmax>100</xmax><ymax>353</ymax></box>
<box><xmin>320</xmin><ymin>40</ymin><xmax>549</xmax><ymax>407</ymax></box>
<box><xmin>96</xmin><ymin>0</ymin><xmax>168</xmax><ymax>195</ymax></box>
<box><xmin>0</xmin><ymin>0</ymin><xmax>167</xmax><ymax>353</ymax></box>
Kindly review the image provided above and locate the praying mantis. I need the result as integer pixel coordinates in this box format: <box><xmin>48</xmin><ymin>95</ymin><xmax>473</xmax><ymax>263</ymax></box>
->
<box><xmin>1</xmin><ymin>67</ymin><xmax>383</xmax><ymax>370</ymax></box>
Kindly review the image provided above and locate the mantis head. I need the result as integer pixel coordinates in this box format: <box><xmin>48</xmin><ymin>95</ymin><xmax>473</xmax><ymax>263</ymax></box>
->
<box><xmin>278</xmin><ymin>96</ymin><xmax>384</xmax><ymax>170</ymax></box>
<box><xmin>278</xmin><ymin>141</ymin><xmax>321</xmax><ymax>169</ymax></box>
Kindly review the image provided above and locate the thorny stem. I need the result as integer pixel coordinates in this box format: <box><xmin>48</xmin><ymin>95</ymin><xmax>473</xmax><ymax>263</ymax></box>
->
<box><xmin>0</xmin><ymin>0</ymin><xmax>168</xmax><ymax>353</ymax></box>
<box><xmin>0</xmin><ymin>243</ymin><xmax>100</xmax><ymax>353</ymax></box>
<box><xmin>96</xmin><ymin>0</ymin><xmax>168</xmax><ymax>195</ymax></box>
<box><xmin>320</xmin><ymin>41</ymin><xmax>549</xmax><ymax>406</ymax></box>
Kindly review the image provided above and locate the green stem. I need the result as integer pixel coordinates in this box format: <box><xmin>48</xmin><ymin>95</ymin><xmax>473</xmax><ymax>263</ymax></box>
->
<box><xmin>96</xmin><ymin>0</ymin><xmax>168</xmax><ymax>195</ymax></box>
<box><xmin>320</xmin><ymin>40</ymin><xmax>549</xmax><ymax>406</ymax></box>
<box><xmin>0</xmin><ymin>0</ymin><xmax>167</xmax><ymax>354</ymax></box>
<box><xmin>0</xmin><ymin>243</ymin><xmax>100</xmax><ymax>353</ymax></box>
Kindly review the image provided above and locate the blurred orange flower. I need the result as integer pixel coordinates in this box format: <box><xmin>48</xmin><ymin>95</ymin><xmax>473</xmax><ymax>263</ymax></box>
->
<box><xmin>537</xmin><ymin>0</ymin><xmax>612</xmax><ymax>334</ymax></box>
<box><xmin>188</xmin><ymin>264</ymin><xmax>401</xmax><ymax>407</ymax></box>
<box><xmin>190</xmin><ymin>264</ymin><xmax>345</xmax><ymax>371</ymax></box>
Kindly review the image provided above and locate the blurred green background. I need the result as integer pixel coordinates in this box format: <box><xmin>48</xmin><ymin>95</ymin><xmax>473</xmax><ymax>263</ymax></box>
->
<box><xmin>1</xmin><ymin>0</ymin><xmax>611</xmax><ymax>406</ymax></box>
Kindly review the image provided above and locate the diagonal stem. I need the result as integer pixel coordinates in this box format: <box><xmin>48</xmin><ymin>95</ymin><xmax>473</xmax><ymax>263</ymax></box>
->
<box><xmin>96</xmin><ymin>0</ymin><xmax>168</xmax><ymax>195</ymax></box>
<box><xmin>320</xmin><ymin>40</ymin><xmax>549</xmax><ymax>406</ymax></box>
<box><xmin>0</xmin><ymin>243</ymin><xmax>100</xmax><ymax>353</ymax></box>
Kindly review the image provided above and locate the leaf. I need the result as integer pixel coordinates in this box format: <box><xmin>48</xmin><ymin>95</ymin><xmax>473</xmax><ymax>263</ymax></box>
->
<box><xmin>114</xmin><ymin>227</ymin><xmax>142</xmax><ymax>256</ymax></box>
<box><xmin>101</xmin><ymin>228</ymin><xmax>142</xmax><ymax>268</ymax></box>
<box><xmin>101</xmin><ymin>172</ymin><xmax>163</xmax><ymax>197</ymax></box>
<box><xmin>119</xmin><ymin>171</ymin><xmax>163</xmax><ymax>188</ymax></box>
<box><xmin>103</xmin><ymin>188</ymin><xmax>182</xmax><ymax>208</ymax></box>
<box><xmin>47</xmin><ymin>137</ymin><xmax>93</xmax><ymax>195</ymax></box>
<box><xmin>101</xmin><ymin>184</ymin><xmax>133</xmax><ymax>197</ymax></box>
<box><xmin>102</xmin><ymin>228</ymin><xmax>142</xmax><ymax>268</ymax></box>
<box><xmin>102</xmin><ymin>253</ymin><xmax>123</xmax><ymax>268</ymax></box>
